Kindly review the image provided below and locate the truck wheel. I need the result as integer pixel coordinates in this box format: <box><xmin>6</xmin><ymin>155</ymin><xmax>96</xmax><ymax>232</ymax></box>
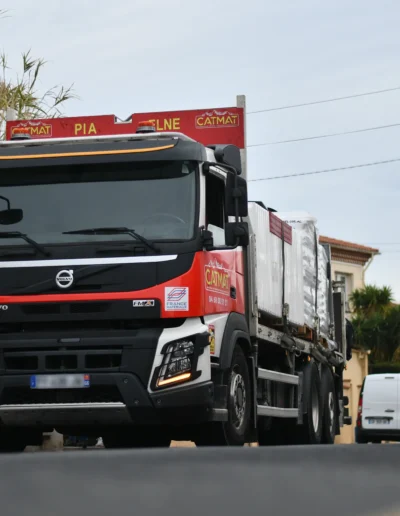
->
<box><xmin>321</xmin><ymin>367</ymin><xmax>337</xmax><ymax>444</ymax></box>
<box><xmin>195</xmin><ymin>345</ymin><xmax>251</xmax><ymax>446</ymax></box>
<box><xmin>102</xmin><ymin>427</ymin><xmax>171</xmax><ymax>449</ymax></box>
<box><xmin>298</xmin><ymin>361</ymin><xmax>323</xmax><ymax>445</ymax></box>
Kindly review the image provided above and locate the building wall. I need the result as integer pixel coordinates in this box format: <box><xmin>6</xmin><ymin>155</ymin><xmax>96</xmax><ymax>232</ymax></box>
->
<box><xmin>331</xmin><ymin>261</ymin><xmax>365</xmax><ymax>292</ymax></box>
<box><xmin>330</xmin><ymin>259</ymin><xmax>369</xmax><ymax>444</ymax></box>
<box><xmin>331</xmin><ymin>261</ymin><xmax>365</xmax><ymax>314</ymax></box>
<box><xmin>335</xmin><ymin>349</ymin><xmax>369</xmax><ymax>444</ymax></box>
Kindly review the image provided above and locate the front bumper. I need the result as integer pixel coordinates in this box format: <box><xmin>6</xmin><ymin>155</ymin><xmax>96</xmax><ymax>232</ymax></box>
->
<box><xmin>0</xmin><ymin>317</ymin><xmax>215</xmax><ymax>429</ymax></box>
<box><xmin>0</xmin><ymin>373</ymin><xmax>214</xmax><ymax>428</ymax></box>
<box><xmin>355</xmin><ymin>426</ymin><xmax>400</xmax><ymax>443</ymax></box>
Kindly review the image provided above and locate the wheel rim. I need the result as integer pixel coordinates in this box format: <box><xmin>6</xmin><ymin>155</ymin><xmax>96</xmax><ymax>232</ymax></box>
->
<box><xmin>311</xmin><ymin>382</ymin><xmax>320</xmax><ymax>432</ymax></box>
<box><xmin>230</xmin><ymin>369</ymin><xmax>247</xmax><ymax>430</ymax></box>
<box><xmin>328</xmin><ymin>392</ymin><xmax>335</xmax><ymax>434</ymax></box>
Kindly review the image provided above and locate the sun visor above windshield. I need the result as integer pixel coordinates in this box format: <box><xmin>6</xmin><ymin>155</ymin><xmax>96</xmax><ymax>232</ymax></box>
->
<box><xmin>0</xmin><ymin>138</ymin><xmax>208</xmax><ymax>169</ymax></box>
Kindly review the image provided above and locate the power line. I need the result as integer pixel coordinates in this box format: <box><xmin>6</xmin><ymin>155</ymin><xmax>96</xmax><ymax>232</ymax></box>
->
<box><xmin>248</xmin><ymin>122</ymin><xmax>400</xmax><ymax>148</ymax></box>
<box><xmin>247</xmin><ymin>86</ymin><xmax>400</xmax><ymax>115</ymax></box>
<box><xmin>248</xmin><ymin>157</ymin><xmax>400</xmax><ymax>182</ymax></box>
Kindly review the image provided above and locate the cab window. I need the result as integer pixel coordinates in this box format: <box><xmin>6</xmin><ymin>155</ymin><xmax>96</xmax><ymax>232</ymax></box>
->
<box><xmin>205</xmin><ymin>172</ymin><xmax>226</xmax><ymax>246</ymax></box>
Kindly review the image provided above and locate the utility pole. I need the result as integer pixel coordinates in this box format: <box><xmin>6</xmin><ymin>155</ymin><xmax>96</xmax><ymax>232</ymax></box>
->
<box><xmin>236</xmin><ymin>94</ymin><xmax>247</xmax><ymax>180</ymax></box>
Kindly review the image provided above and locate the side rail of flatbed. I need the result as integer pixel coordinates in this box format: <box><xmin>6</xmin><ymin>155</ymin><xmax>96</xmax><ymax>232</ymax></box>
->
<box><xmin>255</xmin><ymin>325</ymin><xmax>346</xmax><ymax>423</ymax></box>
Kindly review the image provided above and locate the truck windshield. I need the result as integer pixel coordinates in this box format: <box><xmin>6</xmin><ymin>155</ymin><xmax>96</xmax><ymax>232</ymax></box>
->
<box><xmin>0</xmin><ymin>160</ymin><xmax>197</xmax><ymax>246</ymax></box>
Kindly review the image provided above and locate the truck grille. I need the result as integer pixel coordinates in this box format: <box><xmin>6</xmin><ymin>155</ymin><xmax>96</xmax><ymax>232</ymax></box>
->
<box><xmin>21</xmin><ymin>302</ymin><xmax>111</xmax><ymax>315</ymax></box>
<box><xmin>0</xmin><ymin>317</ymin><xmax>185</xmax><ymax>334</ymax></box>
<box><xmin>3</xmin><ymin>348</ymin><xmax>122</xmax><ymax>373</ymax></box>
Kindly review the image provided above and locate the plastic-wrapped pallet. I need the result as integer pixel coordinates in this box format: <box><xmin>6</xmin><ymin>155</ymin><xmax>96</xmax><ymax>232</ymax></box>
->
<box><xmin>247</xmin><ymin>203</ymin><xmax>305</xmax><ymax>326</ymax></box>
<box><xmin>318</xmin><ymin>244</ymin><xmax>330</xmax><ymax>337</ymax></box>
<box><xmin>276</xmin><ymin>211</ymin><xmax>331</xmax><ymax>338</ymax></box>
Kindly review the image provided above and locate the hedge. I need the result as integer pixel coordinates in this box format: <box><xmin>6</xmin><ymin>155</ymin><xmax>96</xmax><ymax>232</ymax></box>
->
<box><xmin>369</xmin><ymin>362</ymin><xmax>400</xmax><ymax>374</ymax></box>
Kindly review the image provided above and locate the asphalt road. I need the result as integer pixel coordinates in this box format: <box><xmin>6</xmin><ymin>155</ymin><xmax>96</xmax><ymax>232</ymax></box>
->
<box><xmin>1</xmin><ymin>445</ymin><xmax>399</xmax><ymax>516</ymax></box>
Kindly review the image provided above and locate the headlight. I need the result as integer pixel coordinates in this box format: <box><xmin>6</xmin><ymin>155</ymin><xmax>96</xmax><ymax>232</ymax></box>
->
<box><xmin>157</xmin><ymin>340</ymin><xmax>195</xmax><ymax>387</ymax></box>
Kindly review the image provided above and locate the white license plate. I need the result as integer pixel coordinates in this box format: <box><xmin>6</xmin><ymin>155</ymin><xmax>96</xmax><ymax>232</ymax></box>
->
<box><xmin>30</xmin><ymin>374</ymin><xmax>90</xmax><ymax>390</ymax></box>
<box><xmin>368</xmin><ymin>418</ymin><xmax>390</xmax><ymax>425</ymax></box>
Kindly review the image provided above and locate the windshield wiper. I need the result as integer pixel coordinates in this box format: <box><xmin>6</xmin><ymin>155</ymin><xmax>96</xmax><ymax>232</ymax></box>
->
<box><xmin>0</xmin><ymin>231</ymin><xmax>50</xmax><ymax>257</ymax></box>
<box><xmin>62</xmin><ymin>227</ymin><xmax>160</xmax><ymax>254</ymax></box>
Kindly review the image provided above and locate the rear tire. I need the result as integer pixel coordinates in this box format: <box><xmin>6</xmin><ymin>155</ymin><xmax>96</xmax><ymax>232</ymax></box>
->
<box><xmin>321</xmin><ymin>368</ymin><xmax>337</xmax><ymax>444</ymax></box>
<box><xmin>297</xmin><ymin>361</ymin><xmax>323</xmax><ymax>445</ymax></box>
<box><xmin>195</xmin><ymin>345</ymin><xmax>251</xmax><ymax>446</ymax></box>
<box><xmin>102</xmin><ymin>427</ymin><xmax>171</xmax><ymax>449</ymax></box>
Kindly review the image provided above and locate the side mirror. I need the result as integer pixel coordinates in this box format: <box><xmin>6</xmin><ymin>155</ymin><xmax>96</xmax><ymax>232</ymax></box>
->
<box><xmin>0</xmin><ymin>209</ymin><xmax>23</xmax><ymax>225</ymax></box>
<box><xmin>225</xmin><ymin>222</ymin><xmax>249</xmax><ymax>247</ymax></box>
<box><xmin>225</xmin><ymin>174</ymin><xmax>248</xmax><ymax>218</ymax></box>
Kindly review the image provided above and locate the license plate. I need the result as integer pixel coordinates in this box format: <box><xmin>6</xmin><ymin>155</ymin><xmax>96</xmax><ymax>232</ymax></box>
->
<box><xmin>30</xmin><ymin>374</ymin><xmax>90</xmax><ymax>390</ymax></box>
<box><xmin>368</xmin><ymin>418</ymin><xmax>390</xmax><ymax>425</ymax></box>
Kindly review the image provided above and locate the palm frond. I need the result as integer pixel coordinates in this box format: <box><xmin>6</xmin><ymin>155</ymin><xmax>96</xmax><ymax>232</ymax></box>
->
<box><xmin>0</xmin><ymin>48</ymin><xmax>78</xmax><ymax>139</ymax></box>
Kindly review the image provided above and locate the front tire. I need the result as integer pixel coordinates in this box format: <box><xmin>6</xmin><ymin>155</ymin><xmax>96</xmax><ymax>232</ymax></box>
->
<box><xmin>195</xmin><ymin>345</ymin><xmax>251</xmax><ymax>446</ymax></box>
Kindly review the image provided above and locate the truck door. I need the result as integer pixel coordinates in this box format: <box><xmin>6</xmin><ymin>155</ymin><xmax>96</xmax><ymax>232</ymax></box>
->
<box><xmin>362</xmin><ymin>374</ymin><xmax>399</xmax><ymax>431</ymax></box>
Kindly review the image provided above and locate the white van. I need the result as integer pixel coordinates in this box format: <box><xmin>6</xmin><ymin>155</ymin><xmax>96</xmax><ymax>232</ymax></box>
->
<box><xmin>355</xmin><ymin>373</ymin><xmax>400</xmax><ymax>444</ymax></box>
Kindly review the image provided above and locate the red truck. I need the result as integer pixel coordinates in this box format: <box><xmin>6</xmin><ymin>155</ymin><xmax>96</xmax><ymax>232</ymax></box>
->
<box><xmin>0</xmin><ymin>98</ymin><xmax>350</xmax><ymax>450</ymax></box>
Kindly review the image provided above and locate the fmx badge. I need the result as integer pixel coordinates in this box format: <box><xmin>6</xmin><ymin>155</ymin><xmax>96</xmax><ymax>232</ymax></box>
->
<box><xmin>165</xmin><ymin>287</ymin><xmax>189</xmax><ymax>312</ymax></box>
<box><xmin>132</xmin><ymin>300</ymin><xmax>155</xmax><ymax>307</ymax></box>
<box><xmin>208</xmin><ymin>325</ymin><xmax>215</xmax><ymax>355</ymax></box>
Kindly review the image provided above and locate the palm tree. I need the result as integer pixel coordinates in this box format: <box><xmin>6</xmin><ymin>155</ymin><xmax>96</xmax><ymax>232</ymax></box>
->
<box><xmin>350</xmin><ymin>285</ymin><xmax>393</xmax><ymax>317</ymax></box>
<box><xmin>350</xmin><ymin>285</ymin><xmax>400</xmax><ymax>362</ymax></box>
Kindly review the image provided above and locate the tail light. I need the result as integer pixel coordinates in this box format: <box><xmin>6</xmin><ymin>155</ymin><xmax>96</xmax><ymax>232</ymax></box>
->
<box><xmin>357</xmin><ymin>392</ymin><xmax>363</xmax><ymax>427</ymax></box>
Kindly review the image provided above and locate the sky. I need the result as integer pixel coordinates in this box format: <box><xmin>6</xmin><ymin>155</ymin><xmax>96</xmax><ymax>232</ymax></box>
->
<box><xmin>1</xmin><ymin>0</ymin><xmax>399</xmax><ymax>300</ymax></box>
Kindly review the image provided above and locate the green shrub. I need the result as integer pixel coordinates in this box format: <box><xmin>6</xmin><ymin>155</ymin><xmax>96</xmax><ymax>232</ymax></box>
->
<box><xmin>369</xmin><ymin>362</ymin><xmax>400</xmax><ymax>374</ymax></box>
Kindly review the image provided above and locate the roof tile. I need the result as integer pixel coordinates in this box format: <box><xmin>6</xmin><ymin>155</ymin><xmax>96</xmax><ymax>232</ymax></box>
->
<box><xmin>319</xmin><ymin>235</ymin><xmax>379</xmax><ymax>254</ymax></box>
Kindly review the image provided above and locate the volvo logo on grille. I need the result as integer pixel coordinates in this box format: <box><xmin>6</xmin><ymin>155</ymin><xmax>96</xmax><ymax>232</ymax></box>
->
<box><xmin>55</xmin><ymin>269</ymin><xmax>74</xmax><ymax>289</ymax></box>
